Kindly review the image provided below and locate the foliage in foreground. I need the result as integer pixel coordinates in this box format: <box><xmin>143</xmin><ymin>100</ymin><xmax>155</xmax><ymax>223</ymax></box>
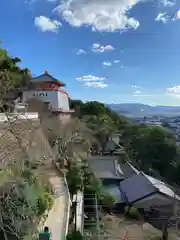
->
<box><xmin>0</xmin><ymin>167</ymin><xmax>53</xmax><ymax>240</ymax></box>
<box><xmin>66</xmin><ymin>230</ymin><xmax>83</xmax><ymax>240</ymax></box>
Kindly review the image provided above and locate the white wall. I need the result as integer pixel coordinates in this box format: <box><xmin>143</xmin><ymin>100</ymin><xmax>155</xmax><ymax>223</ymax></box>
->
<box><xmin>23</xmin><ymin>90</ymin><xmax>70</xmax><ymax>111</ymax></box>
<box><xmin>23</xmin><ymin>91</ymin><xmax>59</xmax><ymax>111</ymax></box>
<box><xmin>57</xmin><ymin>91</ymin><xmax>70</xmax><ymax>110</ymax></box>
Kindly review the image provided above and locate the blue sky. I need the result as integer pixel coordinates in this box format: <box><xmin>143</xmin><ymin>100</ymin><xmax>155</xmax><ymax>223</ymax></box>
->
<box><xmin>1</xmin><ymin>0</ymin><xmax>180</xmax><ymax>105</ymax></box>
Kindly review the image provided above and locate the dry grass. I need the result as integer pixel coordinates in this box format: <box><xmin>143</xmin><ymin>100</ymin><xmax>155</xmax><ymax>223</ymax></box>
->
<box><xmin>100</xmin><ymin>214</ymin><xmax>176</xmax><ymax>240</ymax></box>
<box><xmin>0</xmin><ymin>118</ymin><xmax>55</xmax><ymax>169</ymax></box>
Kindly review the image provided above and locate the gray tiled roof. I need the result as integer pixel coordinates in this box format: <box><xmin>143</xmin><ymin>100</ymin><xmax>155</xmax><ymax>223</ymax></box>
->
<box><xmin>88</xmin><ymin>156</ymin><xmax>123</xmax><ymax>180</ymax></box>
<box><xmin>120</xmin><ymin>162</ymin><xmax>140</xmax><ymax>178</ymax></box>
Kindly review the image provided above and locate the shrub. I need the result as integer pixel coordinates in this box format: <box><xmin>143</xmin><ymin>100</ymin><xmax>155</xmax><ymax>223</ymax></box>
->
<box><xmin>21</xmin><ymin>168</ymin><xmax>37</xmax><ymax>184</ymax></box>
<box><xmin>66</xmin><ymin>230</ymin><xmax>83</xmax><ymax>240</ymax></box>
<box><xmin>124</xmin><ymin>206</ymin><xmax>139</xmax><ymax>219</ymax></box>
<box><xmin>100</xmin><ymin>190</ymin><xmax>116</xmax><ymax>206</ymax></box>
<box><xmin>36</xmin><ymin>191</ymin><xmax>53</xmax><ymax>215</ymax></box>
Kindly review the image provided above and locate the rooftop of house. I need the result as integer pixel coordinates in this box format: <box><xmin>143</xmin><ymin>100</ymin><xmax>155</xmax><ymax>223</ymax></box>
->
<box><xmin>119</xmin><ymin>161</ymin><xmax>140</xmax><ymax>178</ymax></box>
<box><xmin>120</xmin><ymin>171</ymin><xmax>180</xmax><ymax>204</ymax></box>
<box><xmin>31</xmin><ymin>70</ymin><xmax>66</xmax><ymax>87</ymax></box>
<box><xmin>88</xmin><ymin>156</ymin><xmax>124</xmax><ymax>180</ymax></box>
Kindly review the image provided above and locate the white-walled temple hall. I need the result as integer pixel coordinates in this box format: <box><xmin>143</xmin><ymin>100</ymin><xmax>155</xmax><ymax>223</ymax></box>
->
<box><xmin>22</xmin><ymin>70</ymin><xmax>74</xmax><ymax>115</ymax></box>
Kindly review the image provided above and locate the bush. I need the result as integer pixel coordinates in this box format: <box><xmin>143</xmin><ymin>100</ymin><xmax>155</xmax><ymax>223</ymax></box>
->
<box><xmin>99</xmin><ymin>190</ymin><xmax>116</xmax><ymax>206</ymax></box>
<box><xmin>124</xmin><ymin>206</ymin><xmax>139</xmax><ymax>219</ymax></box>
<box><xmin>66</xmin><ymin>230</ymin><xmax>83</xmax><ymax>240</ymax></box>
<box><xmin>21</xmin><ymin>168</ymin><xmax>37</xmax><ymax>184</ymax></box>
<box><xmin>36</xmin><ymin>191</ymin><xmax>53</xmax><ymax>215</ymax></box>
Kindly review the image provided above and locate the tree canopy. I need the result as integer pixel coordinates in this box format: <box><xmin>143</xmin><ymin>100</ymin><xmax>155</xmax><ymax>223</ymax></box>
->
<box><xmin>0</xmin><ymin>46</ymin><xmax>31</xmax><ymax>110</ymax></box>
<box><xmin>71</xmin><ymin>99</ymin><xmax>180</xmax><ymax>186</ymax></box>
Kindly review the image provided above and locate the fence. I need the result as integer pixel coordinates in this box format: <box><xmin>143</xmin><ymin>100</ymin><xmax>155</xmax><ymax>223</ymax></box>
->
<box><xmin>0</xmin><ymin>112</ymin><xmax>39</xmax><ymax>122</ymax></box>
<box><xmin>53</xmin><ymin>161</ymin><xmax>71</xmax><ymax>238</ymax></box>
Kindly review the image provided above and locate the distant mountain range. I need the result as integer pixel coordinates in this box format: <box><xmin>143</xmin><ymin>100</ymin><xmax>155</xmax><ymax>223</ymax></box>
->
<box><xmin>107</xmin><ymin>103</ymin><xmax>180</xmax><ymax>117</ymax></box>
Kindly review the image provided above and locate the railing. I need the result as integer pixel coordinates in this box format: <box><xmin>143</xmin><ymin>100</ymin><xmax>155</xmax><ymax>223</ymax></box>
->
<box><xmin>53</xmin><ymin>161</ymin><xmax>71</xmax><ymax>239</ymax></box>
<box><xmin>64</xmin><ymin>171</ymin><xmax>72</xmax><ymax>237</ymax></box>
<box><xmin>74</xmin><ymin>191</ymin><xmax>84</xmax><ymax>234</ymax></box>
<box><xmin>0</xmin><ymin>112</ymin><xmax>39</xmax><ymax>122</ymax></box>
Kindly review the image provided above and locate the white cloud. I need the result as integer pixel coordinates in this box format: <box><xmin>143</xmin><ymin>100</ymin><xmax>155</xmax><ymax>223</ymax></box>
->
<box><xmin>132</xmin><ymin>85</ymin><xmax>142</xmax><ymax>88</ymax></box>
<box><xmin>54</xmin><ymin>0</ymin><xmax>140</xmax><ymax>32</ymax></box>
<box><xmin>85</xmin><ymin>82</ymin><xmax>108</xmax><ymax>88</ymax></box>
<box><xmin>167</xmin><ymin>85</ymin><xmax>180</xmax><ymax>96</ymax></box>
<box><xmin>166</xmin><ymin>85</ymin><xmax>180</xmax><ymax>99</ymax></box>
<box><xmin>134</xmin><ymin>90</ymin><xmax>141</xmax><ymax>94</ymax></box>
<box><xmin>161</xmin><ymin>0</ymin><xmax>176</xmax><ymax>7</ymax></box>
<box><xmin>155</xmin><ymin>12</ymin><xmax>169</xmax><ymax>23</ymax></box>
<box><xmin>102</xmin><ymin>60</ymin><xmax>120</xmax><ymax>67</ymax></box>
<box><xmin>102</xmin><ymin>61</ymin><xmax>112</xmax><ymax>67</ymax></box>
<box><xmin>76</xmin><ymin>75</ymin><xmax>105</xmax><ymax>81</ymax></box>
<box><xmin>92</xmin><ymin>43</ymin><xmax>114</xmax><ymax>53</ymax></box>
<box><xmin>76</xmin><ymin>49</ymin><xmax>86</xmax><ymax>55</ymax></box>
<box><xmin>34</xmin><ymin>16</ymin><xmax>61</xmax><ymax>32</ymax></box>
<box><xmin>176</xmin><ymin>10</ymin><xmax>180</xmax><ymax>20</ymax></box>
<box><xmin>113</xmin><ymin>60</ymin><xmax>120</xmax><ymax>64</ymax></box>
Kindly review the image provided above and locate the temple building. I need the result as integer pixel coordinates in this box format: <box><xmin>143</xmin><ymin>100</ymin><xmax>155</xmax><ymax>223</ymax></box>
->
<box><xmin>13</xmin><ymin>70</ymin><xmax>74</xmax><ymax>122</ymax></box>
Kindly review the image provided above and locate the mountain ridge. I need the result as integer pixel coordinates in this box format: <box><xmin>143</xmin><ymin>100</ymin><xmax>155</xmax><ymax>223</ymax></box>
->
<box><xmin>107</xmin><ymin>103</ymin><xmax>180</xmax><ymax>117</ymax></box>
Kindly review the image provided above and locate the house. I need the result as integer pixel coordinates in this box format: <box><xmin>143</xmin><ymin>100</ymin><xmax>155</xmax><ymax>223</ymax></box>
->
<box><xmin>87</xmin><ymin>156</ymin><xmax>126</xmax><ymax>207</ymax></box>
<box><xmin>88</xmin><ymin>156</ymin><xmax>124</xmax><ymax>182</ymax></box>
<box><xmin>88</xmin><ymin>156</ymin><xmax>180</xmax><ymax>217</ymax></box>
<box><xmin>21</xmin><ymin>70</ymin><xmax>74</xmax><ymax>123</ymax></box>
<box><xmin>120</xmin><ymin>172</ymin><xmax>180</xmax><ymax>211</ymax></box>
<box><xmin>104</xmin><ymin>134</ymin><xmax>124</xmax><ymax>155</ymax></box>
<box><xmin>119</xmin><ymin>161</ymin><xmax>140</xmax><ymax>179</ymax></box>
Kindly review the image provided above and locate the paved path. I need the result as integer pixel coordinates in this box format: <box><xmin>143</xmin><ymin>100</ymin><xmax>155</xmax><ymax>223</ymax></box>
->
<box><xmin>38</xmin><ymin>165</ymin><xmax>69</xmax><ymax>240</ymax></box>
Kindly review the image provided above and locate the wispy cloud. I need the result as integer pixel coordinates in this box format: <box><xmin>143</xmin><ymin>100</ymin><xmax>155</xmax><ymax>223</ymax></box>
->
<box><xmin>155</xmin><ymin>12</ymin><xmax>170</xmax><ymax>23</ymax></box>
<box><xmin>77</xmin><ymin>74</ymin><xmax>108</xmax><ymax>88</ymax></box>
<box><xmin>34</xmin><ymin>16</ymin><xmax>62</xmax><ymax>32</ymax></box>
<box><xmin>113</xmin><ymin>60</ymin><xmax>120</xmax><ymax>64</ymax></box>
<box><xmin>76</xmin><ymin>49</ymin><xmax>86</xmax><ymax>55</ymax></box>
<box><xmin>102</xmin><ymin>61</ymin><xmax>112</xmax><ymax>67</ymax></box>
<box><xmin>76</xmin><ymin>75</ymin><xmax>105</xmax><ymax>81</ymax></box>
<box><xmin>85</xmin><ymin>82</ymin><xmax>108</xmax><ymax>88</ymax></box>
<box><xmin>92</xmin><ymin>43</ymin><xmax>114</xmax><ymax>53</ymax></box>
<box><xmin>132</xmin><ymin>85</ymin><xmax>143</xmax><ymax>89</ymax></box>
<box><xmin>134</xmin><ymin>90</ymin><xmax>141</xmax><ymax>94</ymax></box>
<box><xmin>102</xmin><ymin>60</ymin><xmax>120</xmax><ymax>67</ymax></box>
<box><xmin>161</xmin><ymin>0</ymin><xmax>176</xmax><ymax>7</ymax></box>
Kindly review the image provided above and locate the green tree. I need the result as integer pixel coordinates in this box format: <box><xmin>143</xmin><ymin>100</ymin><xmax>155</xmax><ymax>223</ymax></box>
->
<box><xmin>122</xmin><ymin>124</ymin><xmax>178</xmax><ymax>180</ymax></box>
<box><xmin>0</xmin><ymin>47</ymin><xmax>31</xmax><ymax>111</ymax></box>
<box><xmin>66</xmin><ymin>160</ymin><xmax>83</xmax><ymax>198</ymax></box>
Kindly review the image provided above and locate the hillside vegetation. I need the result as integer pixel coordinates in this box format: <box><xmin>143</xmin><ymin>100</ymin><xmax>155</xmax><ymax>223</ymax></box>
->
<box><xmin>70</xmin><ymin>99</ymin><xmax>180</xmax><ymax>186</ymax></box>
<box><xmin>0</xmin><ymin>45</ymin><xmax>54</xmax><ymax>240</ymax></box>
<box><xmin>1</xmin><ymin>44</ymin><xmax>180</xmax><ymax>239</ymax></box>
